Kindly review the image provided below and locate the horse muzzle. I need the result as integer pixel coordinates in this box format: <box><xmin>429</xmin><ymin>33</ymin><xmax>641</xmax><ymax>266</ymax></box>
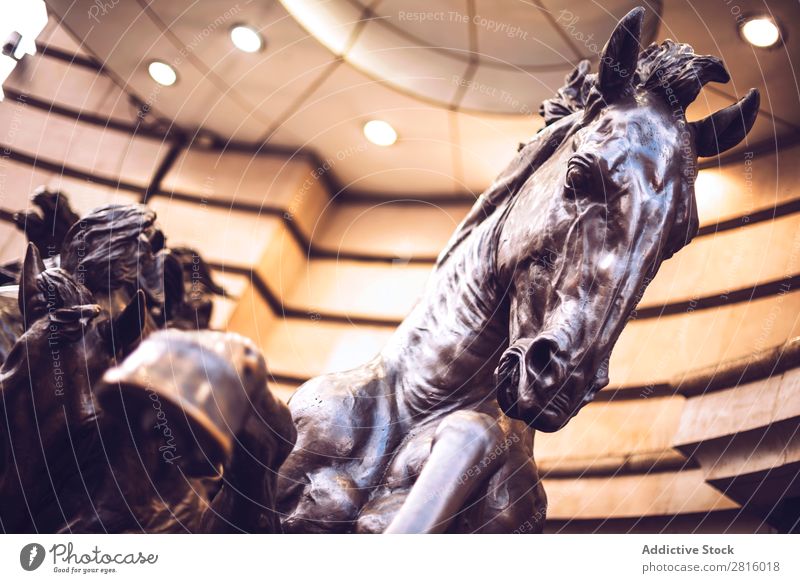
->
<box><xmin>494</xmin><ymin>334</ymin><xmax>599</xmax><ymax>432</ymax></box>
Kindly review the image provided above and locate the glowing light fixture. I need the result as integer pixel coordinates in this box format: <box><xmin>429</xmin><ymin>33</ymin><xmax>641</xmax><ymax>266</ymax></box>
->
<box><xmin>148</xmin><ymin>61</ymin><xmax>177</xmax><ymax>86</ymax></box>
<box><xmin>740</xmin><ymin>16</ymin><xmax>781</xmax><ymax>48</ymax></box>
<box><xmin>0</xmin><ymin>0</ymin><xmax>47</xmax><ymax>100</ymax></box>
<box><xmin>0</xmin><ymin>0</ymin><xmax>47</xmax><ymax>59</ymax></box>
<box><xmin>363</xmin><ymin>120</ymin><xmax>397</xmax><ymax>147</ymax></box>
<box><xmin>230</xmin><ymin>25</ymin><xmax>264</xmax><ymax>53</ymax></box>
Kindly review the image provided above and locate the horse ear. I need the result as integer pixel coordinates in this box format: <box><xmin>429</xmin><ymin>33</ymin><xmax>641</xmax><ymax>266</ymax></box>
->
<box><xmin>691</xmin><ymin>88</ymin><xmax>760</xmax><ymax>157</ymax></box>
<box><xmin>19</xmin><ymin>242</ymin><xmax>45</xmax><ymax>323</ymax></box>
<box><xmin>111</xmin><ymin>290</ymin><xmax>147</xmax><ymax>351</ymax></box>
<box><xmin>598</xmin><ymin>7</ymin><xmax>644</xmax><ymax>102</ymax></box>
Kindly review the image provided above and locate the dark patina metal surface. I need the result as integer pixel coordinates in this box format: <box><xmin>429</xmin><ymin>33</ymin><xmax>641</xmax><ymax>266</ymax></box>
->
<box><xmin>0</xmin><ymin>7</ymin><xmax>759</xmax><ymax>534</ymax></box>
<box><xmin>276</xmin><ymin>7</ymin><xmax>759</xmax><ymax>533</ymax></box>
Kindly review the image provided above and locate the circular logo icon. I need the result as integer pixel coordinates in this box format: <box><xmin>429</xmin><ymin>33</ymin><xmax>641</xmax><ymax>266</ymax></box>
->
<box><xmin>20</xmin><ymin>543</ymin><xmax>46</xmax><ymax>571</ymax></box>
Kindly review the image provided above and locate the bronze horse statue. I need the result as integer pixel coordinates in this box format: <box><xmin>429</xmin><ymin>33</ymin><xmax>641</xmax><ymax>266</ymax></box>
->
<box><xmin>0</xmin><ymin>245</ymin><xmax>293</xmax><ymax>532</ymax></box>
<box><xmin>0</xmin><ymin>8</ymin><xmax>760</xmax><ymax>534</ymax></box>
<box><xmin>0</xmin><ymin>246</ymin><xmax>147</xmax><ymax>532</ymax></box>
<box><xmin>275</xmin><ymin>8</ymin><xmax>759</xmax><ymax>533</ymax></box>
<box><xmin>0</xmin><ymin>196</ymin><xmax>225</xmax><ymax>366</ymax></box>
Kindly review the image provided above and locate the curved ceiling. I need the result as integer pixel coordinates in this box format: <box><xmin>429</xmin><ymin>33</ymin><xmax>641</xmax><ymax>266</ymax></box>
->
<box><xmin>42</xmin><ymin>0</ymin><xmax>800</xmax><ymax>196</ymax></box>
<box><xmin>281</xmin><ymin>0</ymin><xmax>662</xmax><ymax>113</ymax></box>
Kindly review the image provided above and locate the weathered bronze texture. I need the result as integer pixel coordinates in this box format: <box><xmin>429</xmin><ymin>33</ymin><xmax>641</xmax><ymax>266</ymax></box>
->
<box><xmin>0</xmin><ymin>262</ymin><xmax>294</xmax><ymax>532</ymax></box>
<box><xmin>0</xmin><ymin>7</ymin><xmax>760</xmax><ymax>534</ymax></box>
<box><xmin>95</xmin><ymin>329</ymin><xmax>296</xmax><ymax>533</ymax></box>
<box><xmin>0</xmin><ymin>188</ymin><xmax>78</xmax><ymax>285</ymax></box>
<box><xmin>276</xmin><ymin>7</ymin><xmax>759</xmax><ymax>533</ymax></box>
<box><xmin>166</xmin><ymin>246</ymin><xmax>227</xmax><ymax>330</ymax></box>
<box><xmin>98</xmin><ymin>330</ymin><xmax>281</xmax><ymax>475</ymax></box>
<box><xmin>13</xmin><ymin>187</ymin><xmax>80</xmax><ymax>257</ymax></box>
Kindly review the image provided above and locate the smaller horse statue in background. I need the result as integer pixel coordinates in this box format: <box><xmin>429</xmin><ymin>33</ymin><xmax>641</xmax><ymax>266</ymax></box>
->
<box><xmin>0</xmin><ymin>245</ymin><xmax>147</xmax><ymax>532</ymax></box>
<box><xmin>0</xmin><ymin>192</ymin><xmax>227</xmax><ymax>366</ymax></box>
<box><xmin>59</xmin><ymin>203</ymin><xmax>182</xmax><ymax>325</ymax></box>
<box><xmin>13</xmin><ymin>187</ymin><xmax>80</xmax><ymax>258</ymax></box>
<box><xmin>57</xmin><ymin>203</ymin><xmax>226</xmax><ymax>330</ymax></box>
<box><xmin>0</xmin><ymin>188</ymin><xmax>285</xmax><ymax>532</ymax></box>
<box><xmin>0</xmin><ymin>244</ymin><xmax>294</xmax><ymax>533</ymax></box>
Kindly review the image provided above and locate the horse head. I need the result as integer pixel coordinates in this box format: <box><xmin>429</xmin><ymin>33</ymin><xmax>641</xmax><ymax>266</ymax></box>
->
<box><xmin>18</xmin><ymin>242</ymin><xmax>94</xmax><ymax>329</ymax></box>
<box><xmin>494</xmin><ymin>7</ymin><xmax>759</xmax><ymax>431</ymax></box>
<box><xmin>0</xmin><ymin>253</ymin><xmax>147</xmax><ymax>525</ymax></box>
<box><xmin>4</xmin><ymin>247</ymin><xmax>147</xmax><ymax>424</ymax></box>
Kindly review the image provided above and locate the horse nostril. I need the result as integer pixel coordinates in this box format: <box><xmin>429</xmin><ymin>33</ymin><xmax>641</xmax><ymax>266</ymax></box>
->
<box><xmin>527</xmin><ymin>337</ymin><xmax>560</xmax><ymax>375</ymax></box>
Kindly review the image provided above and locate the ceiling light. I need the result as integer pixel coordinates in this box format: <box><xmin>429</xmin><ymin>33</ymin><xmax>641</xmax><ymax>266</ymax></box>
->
<box><xmin>148</xmin><ymin>60</ymin><xmax>177</xmax><ymax>86</ymax></box>
<box><xmin>0</xmin><ymin>0</ymin><xmax>46</xmax><ymax>60</ymax></box>
<box><xmin>363</xmin><ymin>120</ymin><xmax>397</xmax><ymax>147</ymax></box>
<box><xmin>0</xmin><ymin>0</ymin><xmax>46</xmax><ymax>100</ymax></box>
<box><xmin>230</xmin><ymin>25</ymin><xmax>264</xmax><ymax>53</ymax></box>
<box><xmin>740</xmin><ymin>16</ymin><xmax>781</xmax><ymax>48</ymax></box>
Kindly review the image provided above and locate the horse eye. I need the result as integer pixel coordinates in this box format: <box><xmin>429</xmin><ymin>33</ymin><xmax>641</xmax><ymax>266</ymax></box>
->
<box><xmin>565</xmin><ymin>153</ymin><xmax>601</xmax><ymax>198</ymax></box>
<box><xmin>565</xmin><ymin>163</ymin><xmax>589</xmax><ymax>196</ymax></box>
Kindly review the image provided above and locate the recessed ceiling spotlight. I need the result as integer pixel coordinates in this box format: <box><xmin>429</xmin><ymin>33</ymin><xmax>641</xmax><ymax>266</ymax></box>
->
<box><xmin>148</xmin><ymin>60</ymin><xmax>177</xmax><ymax>86</ymax></box>
<box><xmin>230</xmin><ymin>24</ymin><xmax>264</xmax><ymax>53</ymax></box>
<box><xmin>363</xmin><ymin>120</ymin><xmax>397</xmax><ymax>146</ymax></box>
<box><xmin>740</xmin><ymin>15</ymin><xmax>782</xmax><ymax>48</ymax></box>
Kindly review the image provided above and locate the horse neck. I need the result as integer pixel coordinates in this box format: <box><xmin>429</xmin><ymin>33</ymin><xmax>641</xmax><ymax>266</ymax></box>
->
<box><xmin>0</xmin><ymin>386</ymin><xmax>97</xmax><ymax>532</ymax></box>
<box><xmin>386</xmin><ymin>213</ymin><xmax>509</xmax><ymax>418</ymax></box>
<box><xmin>0</xmin><ymin>334</ymin><xmax>104</xmax><ymax>530</ymax></box>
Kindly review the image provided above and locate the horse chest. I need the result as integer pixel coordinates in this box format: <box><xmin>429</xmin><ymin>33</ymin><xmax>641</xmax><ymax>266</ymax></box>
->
<box><xmin>382</xmin><ymin>423</ymin><xmax>438</xmax><ymax>489</ymax></box>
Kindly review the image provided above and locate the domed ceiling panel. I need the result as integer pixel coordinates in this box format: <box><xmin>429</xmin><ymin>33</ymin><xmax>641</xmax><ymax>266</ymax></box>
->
<box><xmin>472</xmin><ymin>0</ymin><xmax>584</xmax><ymax>68</ymax></box>
<box><xmin>269</xmin><ymin>63</ymin><xmax>459</xmax><ymax>195</ymax></box>
<box><xmin>347</xmin><ymin>19</ymin><xmax>470</xmax><ymax>106</ymax></box>
<box><xmin>281</xmin><ymin>0</ymin><xmax>662</xmax><ymax>113</ymax></box>
<box><xmin>461</xmin><ymin>65</ymin><xmax>568</xmax><ymax>114</ymax></box>
<box><xmin>42</xmin><ymin>0</ymin><xmax>800</xmax><ymax>195</ymax></box>
<box><xmin>44</xmin><ymin>0</ymin><xmax>338</xmax><ymax>143</ymax></box>
<box><xmin>149</xmin><ymin>0</ymin><xmax>337</xmax><ymax>139</ymax></box>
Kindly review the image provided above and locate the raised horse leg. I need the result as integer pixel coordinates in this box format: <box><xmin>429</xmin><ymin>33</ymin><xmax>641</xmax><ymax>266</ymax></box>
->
<box><xmin>384</xmin><ymin>410</ymin><xmax>508</xmax><ymax>534</ymax></box>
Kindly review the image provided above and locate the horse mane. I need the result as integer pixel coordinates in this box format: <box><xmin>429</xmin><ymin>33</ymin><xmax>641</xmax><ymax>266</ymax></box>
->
<box><xmin>435</xmin><ymin>111</ymin><xmax>579</xmax><ymax>267</ymax></box>
<box><xmin>33</xmin><ymin>269</ymin><xmax>94</xmax><ymax>312</ymax></box>
<box><xmin>539</xmin><ymin>60</ymin><xmax>595</xmax><ymax>125</ymax></box>
<box><xmin>541</xmin><ymin>40</ymin><xmax>728</xmax><ymax>126</ymax></box>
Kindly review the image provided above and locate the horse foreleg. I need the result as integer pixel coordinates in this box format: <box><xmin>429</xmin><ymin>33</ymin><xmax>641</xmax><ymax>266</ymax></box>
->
<box><xmin>384</xmin><ymin>410</ymin><xmax>507</xmax><ymax>534</ymax></box>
